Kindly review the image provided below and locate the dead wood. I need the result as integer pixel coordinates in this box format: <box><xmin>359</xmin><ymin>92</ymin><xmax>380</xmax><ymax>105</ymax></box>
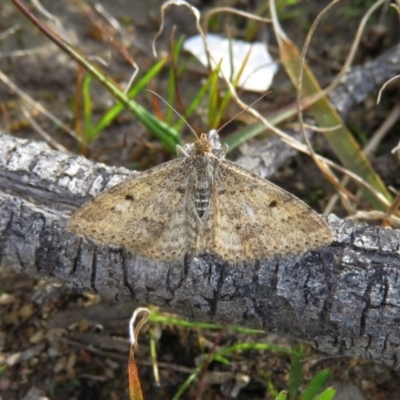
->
<box><xmin>1</xmin><ymin>132</ymin><xmax>400</xmax><ymax>368</ymax></box>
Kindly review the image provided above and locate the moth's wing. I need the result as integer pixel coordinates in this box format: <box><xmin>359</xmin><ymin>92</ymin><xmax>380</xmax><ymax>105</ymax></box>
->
<box><xmin>68</xmin><ymin>158</ymin><xmax>191</xmax><ymax>262</ymax></box>
<box><xmin>205</xmin><ymin>158</ymin><xmax>333</xmax><ymax>262</ymax></box>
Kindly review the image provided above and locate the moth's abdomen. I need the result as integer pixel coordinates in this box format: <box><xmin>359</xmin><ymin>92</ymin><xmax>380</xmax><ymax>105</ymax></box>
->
<box><xmin>195</xmin><ymin>186</ymin><xmax>211</xmax><ymax>218</ymax></box>
<box><xmin>192</xmin><ymin>156</ymin><xmax>214</xmax><ymax>219</ymax></box>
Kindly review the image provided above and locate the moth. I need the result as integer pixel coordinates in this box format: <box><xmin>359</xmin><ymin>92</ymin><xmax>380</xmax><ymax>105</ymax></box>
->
<box><xmin>68</xmin><ymin>131</ymin><xmax>332</xmax><ymax>263</ymax></box>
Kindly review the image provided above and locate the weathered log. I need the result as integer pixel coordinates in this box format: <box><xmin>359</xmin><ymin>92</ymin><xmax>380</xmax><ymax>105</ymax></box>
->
<box><xmin>1</xmin><ymin>133</ymin><xmax>400</xmax><ymax>368</ymax></box>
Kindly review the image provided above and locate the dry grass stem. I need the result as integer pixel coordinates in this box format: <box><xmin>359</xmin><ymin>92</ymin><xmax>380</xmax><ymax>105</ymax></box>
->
<box><xmin>20</xmin><ymin>107</ymin><xmax>67</xmax><ymax>152</ymax></box>
<box><xmin>0</xmin><ymin>67</ymin><xmax>85</xmax><ymax>145</ymax></box>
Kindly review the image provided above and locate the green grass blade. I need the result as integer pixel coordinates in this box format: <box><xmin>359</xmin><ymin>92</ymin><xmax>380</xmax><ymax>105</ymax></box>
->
<box><xmin>148</xmin><ymin>326</ymin><xmax>158</xmax><ymax>385</ymax></box>
<box><xmin>276</xmin><ymin>390</ymin><xmax>288</xmax><ymax>400</ymax></box>
<box><xmin>277</xmin><ymin>33</ymin><xmax>391</xmax><ymax>210</ymax></box>
<box><xmin>10</xmin><ymin>0</ymin><xmax>180</xmax><ymax>153</ymax></box>
<box><xmin>212</xmin><ymin>354</ymin><xmax>230</xmax><ymax>365</ymax></box>
<box><xmin>63</xmin><ymin>43</ymin><xmax>180</xmax><ymax>153</ymax></box>
<box><xmin>172</xmin><ymin>364</ymin><xmax>203</xmax><ymax>400</ymax></box>
<box><xmin>288</xmin><ymin>352</ymin><xmax>303</xmax><ymax>399</ymax></box>
<box><xmin>214</xmin><ymin>342</ymin><xmax>304</xmax><ymax>358</ymax></box>
<box><xmin>133</xmin><ymin>103</ymin><xmax>181</xmax><ymax>154</ymax></box>
<box><xmin>207</xmin><ymin>62</ymin><xmax>223</xmax><ymax>128</ymax></box>
<box><xmin>148</xmin><ymin>310</ymin><xmax>263</xmax><ymax>334</ymax></box>
<box><xmin>174</xmin><ymin>75</ymin><xmax>210</xmax><ymax>131</ymax></box>
<box><xmin>167</xmin><ymin>35</ymin><xmax>185</xmax><ymax>125</ymax></box>
<box><xmin>259</xmin><ymin>369</ymin><xmax>279</xmax><ymax>398</ymax></box>
<box><xmin>300</xmin><ymin>369</ymin><xmax>331</xmax><ymax>400</ymax></box>
<box><xmin>89</xmin><ymin>58</ymin><xmax>167</xmax><ymax>138</ymax></box>
<box><xmin>223</xmin><ymin>104</ymin><xmax>300</xmax><ymax>151</ymax></box>
<box><xmin>82</xmin><ymin>73</ymin><xmax>94</xmax><ymax>142</ymax></box>
<box><xmin>314</xmin><ymin>386</ymin><xmax>336</xmax><ymax>400</ymax></box>
<box><xmin>212</xmin><ymin>84</ymin><xmax>234</xmax><ymax>128</ymax></box>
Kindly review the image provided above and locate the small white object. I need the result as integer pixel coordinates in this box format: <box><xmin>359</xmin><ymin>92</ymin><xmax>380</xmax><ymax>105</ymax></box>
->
<box><xmin>230</xmin><ymin>373</ymin><xmax>250</xmax><ymax>398</ymax></box>
<box><xmin>183</xmin><ymin>33</ymin><xmax>278</xmax><ymax>92</ymax></box>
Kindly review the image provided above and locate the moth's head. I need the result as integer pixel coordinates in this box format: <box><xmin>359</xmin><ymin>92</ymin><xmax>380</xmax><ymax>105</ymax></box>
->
<box><xmin>194</xmin><ymin>132</ymin><xmax>213</xmax><ymax>154</ymax></box>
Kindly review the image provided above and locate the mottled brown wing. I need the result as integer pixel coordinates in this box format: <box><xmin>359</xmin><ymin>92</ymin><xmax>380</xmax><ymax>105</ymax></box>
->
<box><xmin>68</xmin><ymin>158</ymin><xmax>191</xmax><ymax>262</ymax></box>
<box><xmin>205</xmin><ymin>158</ymin><xmax>333</xmax><ymax>263</ymax></box>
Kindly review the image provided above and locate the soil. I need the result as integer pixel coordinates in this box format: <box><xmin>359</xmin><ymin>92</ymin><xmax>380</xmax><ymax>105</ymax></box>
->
<box><xmin>1</xmin><ymin>0</ymin><xmax>400</xmax><ymax>399</ymax></box>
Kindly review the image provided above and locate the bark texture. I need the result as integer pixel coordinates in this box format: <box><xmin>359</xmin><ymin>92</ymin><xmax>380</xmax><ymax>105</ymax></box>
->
<box><xmin>1</xmin><ymin>133</ymin><xmax>400</xmax><ymax>368</ymax></box>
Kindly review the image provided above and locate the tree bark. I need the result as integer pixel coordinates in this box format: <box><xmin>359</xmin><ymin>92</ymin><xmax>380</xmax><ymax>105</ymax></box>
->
<box><xmin>1</xmin><ymin>133</ymin><xmax>400</xmax><ymax>368</ymax></box>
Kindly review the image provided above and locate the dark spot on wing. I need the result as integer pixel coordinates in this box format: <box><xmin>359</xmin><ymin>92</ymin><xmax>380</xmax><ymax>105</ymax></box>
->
<box><xmin>268</xmin><ymin>200</ymin><xmax>278</xmax><ymax>208</ymax></box>
<box><xmin>125</xmin><ymin>194</ymin><xmax>134</xmax><ymax>201</ymax></box>
<box><xmin>177</xmin><ymin>187</ymin><xmax>186</xmax><ymax>194</ymax></box>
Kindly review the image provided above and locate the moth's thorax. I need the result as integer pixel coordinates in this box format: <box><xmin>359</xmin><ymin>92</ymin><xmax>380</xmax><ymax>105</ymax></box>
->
<box><xmin>193</xmin><ymin>133</ymin><xmax>213</xmax><ymax>155</ymax></box>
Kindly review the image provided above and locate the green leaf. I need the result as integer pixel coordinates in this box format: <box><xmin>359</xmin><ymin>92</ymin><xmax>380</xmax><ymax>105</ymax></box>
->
<box><xmin>82</xmin><ymin>73</ymin><xmax>94</xmax><ymax>142</ymax></box>
<box><xmin>288</xmin><ymin>352</ymin><xmax>303</xmax><ymax>399</ymax></box>
<box><xmin>276</xmin><ymin>390</ymin><xmax>288</xmax><ymax>400</ymax></box>
<box><xmin>90</xmin><ymin>58</ymin><xmax>167</xmax><ymax>140</ymax></box>
<box><xmin>314</xmin><ymin>386</ymin><xmax>336</xmax><ymax>400</ymax></box>
<box><xmin>300</xmin><ymin>369</ymin><xmax>331</xmax><ymax>400</ymax></box>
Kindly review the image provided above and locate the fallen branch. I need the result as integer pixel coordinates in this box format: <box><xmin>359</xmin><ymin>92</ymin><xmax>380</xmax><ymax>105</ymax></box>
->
<box><xmin>1</xmin><ymin>133</ymin><xmax>400</xmax><ymax>368</ymax></box>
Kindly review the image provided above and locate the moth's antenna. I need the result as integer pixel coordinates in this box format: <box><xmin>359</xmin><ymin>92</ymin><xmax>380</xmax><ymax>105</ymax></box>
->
<box><xmin>216</xmin><ymin>91</ymin><xmax>272</xmax><ymax>134</ymax></box>
<box><xmin>146</xmin><ymin>90</ymin><xmax>199</xmax><ymax>139</ymax></box>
